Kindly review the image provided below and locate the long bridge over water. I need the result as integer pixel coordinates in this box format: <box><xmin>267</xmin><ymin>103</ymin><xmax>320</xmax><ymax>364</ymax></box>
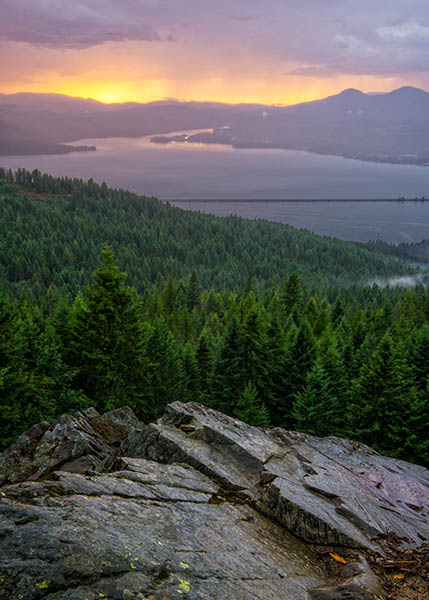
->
<box><xmin>169</xmin><ymin>197</ymin><xmax>428</xmax><ymax>203</ymax></box>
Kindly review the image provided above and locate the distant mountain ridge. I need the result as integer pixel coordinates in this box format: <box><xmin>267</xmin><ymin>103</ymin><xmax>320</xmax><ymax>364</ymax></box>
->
<box><xmin>1</xmin><ymin>87</ymin><xmax>429</xmax><ymax>162</ymax></box>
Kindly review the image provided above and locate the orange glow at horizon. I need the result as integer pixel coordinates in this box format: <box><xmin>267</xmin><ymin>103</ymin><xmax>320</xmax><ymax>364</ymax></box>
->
<box><xmin>0</xmin><ymin>39</ymin><xmax>404</xmax><ymax>107</ymax></box>
<box><xmin>2</xmin><ymin>73</ymin><xmax>400</xmax><ymax>106</ymax></box>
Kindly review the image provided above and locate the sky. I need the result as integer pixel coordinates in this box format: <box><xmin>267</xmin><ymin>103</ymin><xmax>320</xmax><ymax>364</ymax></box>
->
<box><xmin>2</xmin><ymin>0</ymin><xmax>429</xmax><ymax>105</ymax></box>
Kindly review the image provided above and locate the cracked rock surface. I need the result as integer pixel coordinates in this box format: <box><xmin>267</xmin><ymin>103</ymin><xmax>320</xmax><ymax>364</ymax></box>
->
<box><xmin>126</xmin><ymin>402</ymin><xmax>428</xmax><ymax>551</ymax></box>
<box><xmin>1</xmin><ymin>402</ymin><xmax>428</xmax><ymax>599</ymax></box>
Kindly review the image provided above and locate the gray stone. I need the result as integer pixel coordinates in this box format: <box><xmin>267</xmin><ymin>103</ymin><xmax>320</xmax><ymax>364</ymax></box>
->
<box><xmin>129</xmin><ymin>402</ymin><xmax>428</xmax><ymax>551</ymax></box>
<box><xmin>310</xmin><ymin>557</ymin><xmax>385</xmax><ymax>600</ymax></box>
<box><xmin>0</xmin><ymin>407</ymin><xmax>143</xmax><ymax>486</ymax></box>
<box><xmin>0</xmin><ymin>459</ymin><xmax>326</xmax><ymax>600</ymax></box>
<box><xmin>0</xmin><ymin>421</ymin><xmax>50</xmax><ymax>486</ymax></box>
<box><xmin>1</xmin><ymin>401</ymin><xmax>427</xmax><ymax>599</ymax></box>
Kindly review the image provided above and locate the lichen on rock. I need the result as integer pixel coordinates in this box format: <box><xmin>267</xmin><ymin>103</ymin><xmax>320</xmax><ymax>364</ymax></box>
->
<box><xmin>0</xmin><ymin>402</ymin><xmax>428</xmax><ymax>599</ymax></box>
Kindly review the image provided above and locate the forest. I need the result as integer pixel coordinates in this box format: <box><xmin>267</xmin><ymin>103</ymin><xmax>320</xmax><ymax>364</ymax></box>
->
<box><xmin>0</xmin><ymin>169</ymin><xmax>427</xmax><ymax>466</ymax></box>
<box><xmin>0</xmin><ymin>167</ymin><xmax>410</xmax><ymax>299</ymax></box>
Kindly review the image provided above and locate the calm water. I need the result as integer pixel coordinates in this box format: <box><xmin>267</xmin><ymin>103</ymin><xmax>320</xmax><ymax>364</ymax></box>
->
<box><xmin>2</xmin><ymin>133</ymin><xmax>429</xmax><ymax>242</ymax></box>
<box><xmin>171</xmin><ymin>201</ymin><xmax>429</xmax><ymax>243</ymax></box>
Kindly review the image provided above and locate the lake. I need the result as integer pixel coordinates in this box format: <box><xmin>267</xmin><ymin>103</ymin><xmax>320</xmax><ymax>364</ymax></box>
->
<box><xmin>170</xmin><ymin>201</ymin><xmax>429</xmax><ymax>244</ymax></box>
<box><xmin>2</xmin><ymin>133</ymin><xmax>429</xmax><ymax>243</ymax></box>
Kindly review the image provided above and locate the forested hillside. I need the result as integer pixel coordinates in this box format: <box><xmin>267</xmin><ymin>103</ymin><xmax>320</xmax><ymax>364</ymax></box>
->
<box><xmin>364</xmin><ymin>238</ymin><xmax>429</xmax><ymax>265</ymax></box>
<box><xmin>0</xmin><ymin>168</ymin><xmax>407</xmax><ymax>300</ymax></box>
<box><xmin>0</xmin><ymin>169</ymin><xmax>427</xmax><ymax>467</ymax></box>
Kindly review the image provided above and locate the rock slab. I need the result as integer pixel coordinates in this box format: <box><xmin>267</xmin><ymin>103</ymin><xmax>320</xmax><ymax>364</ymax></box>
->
<box><xmin>1</xmin><ymin>401</ymin><xmax>428</xmax><ymax>599</ymax></box>
<box><xmin>126</xmin><ymin>402</ymin><xmax>428</xmax><ymax>551</ymax></box>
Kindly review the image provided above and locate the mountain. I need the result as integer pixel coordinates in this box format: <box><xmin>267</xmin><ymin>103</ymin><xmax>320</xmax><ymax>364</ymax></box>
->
<box><xmin>0</xmin><ymin>118</ymin><xmax>95</xmax><ymax>155</ymax></box>
<box><xmin>0</xmin><ymin>93</ymin><xmax>266</xmax><ymax>154</ymax></box>
<box><xmin>0</xmin><ymin>402</ymin><xmax>427</xmax><ymax>599</ymax></box>
<box><xmin>173</xmin><ymin>86</ymin><xmax>429</xmax><ymax>164</ymax></box>
<box><xmin>0</xmin><ymin>100</ymin><xmax>98</xmax><ymax>155</ymax></box>
<box><xmin>2</xmin><ymin>87</ymin><xmax>429</xmax><ymax>163</ymax></box>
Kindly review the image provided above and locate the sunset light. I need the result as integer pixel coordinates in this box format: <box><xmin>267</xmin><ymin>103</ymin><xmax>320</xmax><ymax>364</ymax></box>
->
<box><xmin>1</xmin><ymin>73</ymin><xmax>403</xmax><ymax>107</ymax></box>
<box><xmin>1</xmin><ymin>3</ymin><xmax>429</xmax><ymax>597</ymax></box>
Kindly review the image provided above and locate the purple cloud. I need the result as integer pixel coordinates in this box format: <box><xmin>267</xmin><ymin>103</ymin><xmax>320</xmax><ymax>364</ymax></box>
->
<box><xmin>2</xmin><ymin>0</ymin><xmax>429</xmax><ymax>79</ymax></box>
<box><xmin>0</xmin><ymin>0</ymin><xmax>161</xmax><ymax>49</ymax></box>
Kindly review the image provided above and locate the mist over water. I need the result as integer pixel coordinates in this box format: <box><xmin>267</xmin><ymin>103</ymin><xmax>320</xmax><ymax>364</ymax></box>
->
<box><xmin>2</xmin><ymin>133</ymin><xmax>429</xmax><ymax>243</ymax></box>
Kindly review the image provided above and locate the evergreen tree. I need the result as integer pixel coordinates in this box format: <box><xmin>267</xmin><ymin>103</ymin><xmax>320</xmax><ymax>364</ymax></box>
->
<box><xmin>336</xmin><ymin>317</ymin><xmax>354</xmax><ymax>379</ymax></box>
<box><xmin>234</xmin><ymin>382</ymin><xmax>270</xmax><ymax>428</ymax></box>
<box><xmin>348</xmin><ymin>335</ymin><xmax>419</xmax><ymax>458</ymax></box>
<box><xmin>410</xmin><ymin>325</ymin><xmax>429</xmax><ymax>391</ymax></box>
<box><xmin>210</xmin><ymin>316</ymin><xmax>245</xmax><ymax>414</ymax></box>
<box><xmin>0</xmin><ymin>295</ymin><xmax>30</xmax><ymax>447</ymax></box>
<box><xmin>282</xmin><ymin>272</ymin><xmax>303</xmax><ymax>316</ymax></box>
<box><xmin>196</xmin><ymin>330</ymin><xmax>214</xmax><ymax>402</ymax></box>
<box><xmin>161</xmin><ymin>274</ymin><xmax>178</xmax><ymax>315</ymax></box>
<box><xmin>241</xmin><ymin>306</ymin><xmax>270</xmax><ymax>402</ymax></box>
<box><xmin>186</xmin><ymin>269</ymin><xmax>202</xmax><ymax>311</ymax></box>
<box><xmin>292</xmin><ymin>359</ymin><xmax>332</xmax><ymax>436</ymax></box>
<box><xmin>0</xmin><ymin>297</ymin><xmax>63</xmax><ymax>447</ymax></box>
<box><xmin>281</xmin><ymin>320</ymin><xmax>316</xmax><ymax>424</ymax></box>
<box><xmin>34</xmin><ymin>324</ymin><xmax>89</xmax><ymax>417</ymax></box>
<box><xmin>304</xmin><ymin>297</ymin><xmax>319</xmax><ymax>330</ymax></box>
<box><xmin>67</xmin><ymin>245</ymin><xmax>147</xmax><ymax>414</ymax></box>
<box><xmin>405</xmin><ymin>382</ymin><xmax>429</xmax><ymax>465</ymax></box>
<box><xmin>176</xmin><ymin>306</ymin><xmax>193</xmax><ymax>341</ymax></box>
<box><xmin>331</xmin><ymin>296</ymin><xmax>345</xmax><ymax>327</ymax></box>
<box><xmin>182</xmin><ymin>342</ymin><xmax>201</xmax><ymax>403</ymax></box>
<box><xmin>320</xmin><ymin>338</ymin><xmax>347</xmax><ymax>433</ymax></box>
<box><xmin>265</xmin><ymin>317</ymin><xmax>288</xmax><ymax>424</ymax></box>
<box><xmin>144</xmin><ymin>318</ymin><xmax>185</xmax><ymax>420</ymax></box>
<box><xmin>1</xmin><ymin>171</ymin><xmax>428</xmax><ymax>466</ymax></box>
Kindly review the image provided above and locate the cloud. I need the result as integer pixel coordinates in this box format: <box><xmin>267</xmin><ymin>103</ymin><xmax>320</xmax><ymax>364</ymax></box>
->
<box><xmin>233</xmin><ymin>1</ymin><xmax>429</xmax><ymax>78</ymax></box>
<box><xmin>3</xmin><ymin>0</ymin><xmax>429</xmax><ymax>103</ymax></box>
<box><xmin>377</xmin><ymin>19</ymin><xmax>429</xmax><ymax>42</ymax></box>
<box><xmin>287</xmin><ymin>66</ymin><xmax>336</xmax><ymax>78</ymax></box>
<box><xmin>0</xmin><ymin>0</ymin><xmax>161</xmax><ymax>49</ymax></box>
<box><xmin>3</xmin><ymin>0</ymin><xmax>429</xmax><ymax>77</ymax></box>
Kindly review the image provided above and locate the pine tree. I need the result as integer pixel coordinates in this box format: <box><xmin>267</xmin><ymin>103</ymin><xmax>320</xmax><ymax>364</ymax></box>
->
<box><xmin>320</xmin><ymin>338</ymin><xmax>347</xmax><ymax>434</ymax></box>
<box><xmin>67</xmin><ymin>245</ymin><xmax>147</xmax><ymax>415</ymax></box>
<box><xmin>292</xmin><ymin>359</ymin><xmax>332</xmax><ymax>436</ymax></box>
<box><xmin>234</xmin><ymin>382</ymin><xmax>270</xmax><ymax>428</ymax></box>
<box><xmin>196</xmin><ymin>330</ymin><xmax>214</xmax><ymax>402</ymax></box>
<box><xmin>410</xmin><ymin>324</ymin><xmax>429</xmax><ymax>391</ymax></box>
<box><xmin>34</xmin><ymin>324</ymin><xmax>89</xmax><ymax>417</ymax></box>
<box><xmin>313</xmin><ymin>307</ymin><xmax>330</xmax><ymax>338</ymax></box>
<box><xmin>0</xmin><ymin>295</ymin><xmax>29</xmax><ymax>447</ymax></box>
<box><xmin>331</xmin><ymin>296</ymin><xmax>345</xmax><ymax>327</ymax></box>
<box><xmin>210</xmin><ymin>316</ymin><xmax>245</xmax><ymax>414</ymax></box>
<box><xmin>177</xmin><ymin>306</ymin><xmax>193</xmax><ymax>341</ymax></box>
<box><xmin>304</xmin><ymin>297</ymin><xmax>319</xmax><ymax>330</ymax></box>
<box><xmin>348</xmin><ymin>335</ymin><xmax>419</xmax><ymax>458</ymax></box>
<box><xmin>241</xmin><ymin>307</ymin><xmax>270</xmax><ymax>402</ymax></box>
<box><xmin>350</xmin><ymin>331</ymin><xmax>377</xmax><ymax>380</ymax></box>
<box><xmin>405</xmin><ymin>382</ymin><xmax>429</xmax><ymax>465</ymax></box>
<box><xmin>0</xmin><ymin>296</ymin><xmax>61</xmax><ymax>448</ymax></box>
<box><xmin>277</xmin><ymin>319</ymin><xmax>316</xmax><ymax>428</ymax></box>
<box><xmin>186</xmin><ymin>270</ymin><xmax>201</xmax><ymax>311</ymax></box>
<box><xmin>265</xmin><ymin>317</ymin><xmax>288</xmax><ymax>424</ymax></box>
<box><xmin>282</xmin><ymin>272</ymin><xmax>303</xmax><ymax>316</ymax></box>
<box><xmin>182</xmin><ymin>342</ymin><xmax>201</xmax><ymax>403</ymax></box>
<box><xmin>336</xmin><ymin>317</ymin><xmax>354</xmax><ymax>379</ymax></box>
<box><xmin>161</xmin><ymin>274</ymin><xmax>178</xmax><ymax>315</ymax></box>
<box><xmin>144</xmin><ymin>318</ymin><xmax>185</xmax><ymax>420</ymax></box>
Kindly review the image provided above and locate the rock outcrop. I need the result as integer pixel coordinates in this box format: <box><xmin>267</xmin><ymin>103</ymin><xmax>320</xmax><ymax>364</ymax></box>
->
<box><xmin>0</xmin><ymin>406</ymin><xmax>142</xmax><ymax>487</ymax></box>
<box><xmin>0</xmin><ymin>402</ymin><xmax>428</xmax><ymax>600</ymax></box>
